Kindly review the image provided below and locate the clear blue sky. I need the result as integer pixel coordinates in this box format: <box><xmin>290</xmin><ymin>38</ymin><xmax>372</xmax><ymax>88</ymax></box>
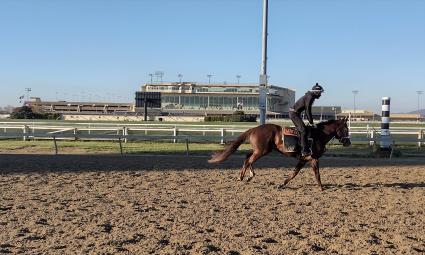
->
<box><xmin>1</xmin><ymin>0</ymin><xmax>424</xmax><ymax>113</ymax></box>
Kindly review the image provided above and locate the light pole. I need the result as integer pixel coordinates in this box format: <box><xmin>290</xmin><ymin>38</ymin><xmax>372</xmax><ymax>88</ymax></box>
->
<box><xmin>352</xmin><ymin>90</ymin><xmax>359</xmax><ymax>120</ymax></box>
<box><xmin>259</xmin><ymin>0</ymin><xmax>268</xmax><ymax>125</ymax></box>
<box><xmin>25</xmin><ymin>88</ymin><xmax>32</xmax><ymax>101</ymax></box>
<box><xmin>178</xmin><ymin>74</ymin><xmax>183</xmax><ymax>83</ymax></box>
<box><xmin>417</xmin><ymin>90</ymin><xmax>423</xmax><ymax>122</ymax></box>
<box><xmin>236</xmin><ymin>75</ymin><xmax>241</xmax><ymax>84</ymax></box>
<box><xmin>207</xmin><ymin>74</ymin><xmax>213</xmax><ymax>84</ymax></box>
<box><xmin>148</xmin><ymin>73</ymin><xmax>153</xmax><ymax>83</ymax></box>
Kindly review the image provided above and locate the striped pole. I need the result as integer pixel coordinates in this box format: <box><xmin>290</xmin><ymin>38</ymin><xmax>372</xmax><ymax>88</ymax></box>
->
<box><xmin>380</xmin><ymin>97</ymin><xmax>391</xmax><ymax>149</ymax></box>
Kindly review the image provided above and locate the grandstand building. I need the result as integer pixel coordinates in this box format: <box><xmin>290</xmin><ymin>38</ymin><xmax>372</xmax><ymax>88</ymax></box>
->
<box><xmin>142</xmin><ymin>82</ymin><xmax>295</xmax><ymax>116</ymax></box>
<box><xmin>25</xmin><ymin>97</ymin><xmax>134</xmax><ymax>114</ymax></box>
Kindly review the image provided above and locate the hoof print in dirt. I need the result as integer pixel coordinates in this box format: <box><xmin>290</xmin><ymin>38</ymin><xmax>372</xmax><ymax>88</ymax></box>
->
<box><xmin>16</xmin><ymin>228</ymin><xmax>30</xmax><ymax>237</ymax></box>
<box><xmin>35</xmin><ymin>218</ymin><xmax>48</xmax><ymax>225</ymax></box>
<box><xmin>227</xmin><ymin>251</ymin><xmax>240</xmax><ymax>255</ymax></box>
<box><xmin>202</xmin><ymin>244</ymin><xmax>221</xmax><ymax>254</ymax></box>
<box><xmin>287</xmin><ymin>229</ymin><xmax>301</xmax><ymax>236</ymax></box>
<box><xmin>100</xmin><ymin>223</ymin><xmax>113</xmax><ymax>233</ymax></box>
<box><xmin>25</xmin><ymin>235</ymin><xmax>46</xmax><ymax>241</ymax></box>
<box><xmin>311</xmin><ymin>243</ymin><xmax>325</xmax><ymax>252</ymax></box>
<box><xmin>262</xmin><ymin>238</ymin><xmax>278</xmax><ymax>243</ymax></box>
<box><xmin>158</xmin><ymin>239</ymin><xmax>169</xmax><ymax>246</ymax></box>
<box><xmin>252</xmin><ymin>245</ymin><xmax>262</xmax><ymax>251</ymax></box>
<box><xmin>115</xmin><ymin>246</ymin><xmax>129</xmax><ymax>252</ymax></box>
<box><xmin>367</xmin><ymin>233</ymin><xmax>381</xmax><ymax>245</ymax></box>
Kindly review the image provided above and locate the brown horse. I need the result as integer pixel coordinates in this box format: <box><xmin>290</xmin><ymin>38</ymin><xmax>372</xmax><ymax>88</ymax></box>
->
<box><xmin>208</xmin><ymin>118</ymin><xmax>351</xmax><ymax>190</ymax></box>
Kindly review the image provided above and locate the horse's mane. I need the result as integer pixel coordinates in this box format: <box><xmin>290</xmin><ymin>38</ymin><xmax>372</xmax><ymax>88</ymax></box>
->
<box><xmin>316</xmin><ymin>119</ymin><xmax>339</xmax><ymax>129</ymax></box>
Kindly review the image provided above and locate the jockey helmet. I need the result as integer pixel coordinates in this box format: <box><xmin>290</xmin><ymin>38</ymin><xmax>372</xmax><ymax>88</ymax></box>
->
<box><xmin>311</xmin><ymin>83</ymin><xmax>324</xmax><ymax>98</ymax></box>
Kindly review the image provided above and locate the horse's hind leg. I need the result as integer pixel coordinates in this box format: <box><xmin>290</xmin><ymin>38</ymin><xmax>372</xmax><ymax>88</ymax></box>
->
<box><xmin>240</xmin><ymin>151</ymin><xmax>253</xmax><ymax>181</ymax></box>
<box><xmin>241</xmin><ymin>150</ymin><xmax>266</xmax><ymax>181</ymax></box>
<box><xmin>247</xmin><ymin>165</ymin><xmax>255</xmax><ymax>182</ymax></box>
<box><xmin>245</xmin><ymin>151</ymin><xmax>267</xmax><ymax>182</ymax></box>
<box><xmin>311</xmin><ymin>159</ymin><xmax>324</xmax><ymax>191</ymax></box>
<box><xmin>281</xmin><ymin>160</ymin><xmax>306</xmax><ymax>187</ymax></box>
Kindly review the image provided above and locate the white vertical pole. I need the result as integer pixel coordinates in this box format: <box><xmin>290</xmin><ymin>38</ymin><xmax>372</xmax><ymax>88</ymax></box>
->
<box><xmin>348</xmin><ymin>112</ymin><xmax>351</xmax><ymax>135</ymax></box>
<box><xmin>23</xmin><ymin>125</ymin><xmax>28</xmax><ymax>141</ymax></box>
<box><xmin>173</xmin><ymin>126</ymin><xmax>177</xmax><ymax>143</ymax></box>
<box><xmin>259</xmin><ymin>0</ymin><xmax>268</xmax><ymax>125</ymax></box>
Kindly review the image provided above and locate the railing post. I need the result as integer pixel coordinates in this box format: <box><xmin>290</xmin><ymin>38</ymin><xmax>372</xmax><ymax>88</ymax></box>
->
<box><xmin>220</xmin><ymin>128</ymin><xmax>225</xmax><ymax>144</ymax></box>
<box><xmin>118</xmin><ymin>137</ymin><xmax>123</xmax><ymax>155</ymax></box>
<box><xmin>23</xmin><ymin>125</ymin><xmax>28</xmax><ymax>141</ymax></box>
<box><xmin>123</xmin><ymin>127</ymin><xmax>128</xmax><ymax>143</ymax></box>
<box><xmin>173</xmin><ymin>126</ymin><xmax>177</xmax><ymax>143</ymax></box>
<box><xmin>185</xmin><ymin>139</ymin><xmax>189</xmax><ymax>157</ymax></box>
<box><xmin>53</xmin><ymin>136</ymin><xmax>58</xmax><ymax>155</ymax></box>
<box><xmin>418</xmin><ymin>130</ymin><xmax>422</xmax><ymax>148</ymax></box>
<box><xmin>73</xmin><ymin>128</ymin><xmax>78</xmax><ymax>141</ymax></box>
<box><xmin>370</xmin><ymin>130</ymin><xmax>375</xmax><ymax>146</ymax></box>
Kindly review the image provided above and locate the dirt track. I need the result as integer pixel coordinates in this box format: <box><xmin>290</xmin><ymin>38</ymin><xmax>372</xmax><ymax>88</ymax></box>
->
<box><xmin>0</xmin><ymin>154</ymin><xmax>424</xmax><ymax>254</ymax></box>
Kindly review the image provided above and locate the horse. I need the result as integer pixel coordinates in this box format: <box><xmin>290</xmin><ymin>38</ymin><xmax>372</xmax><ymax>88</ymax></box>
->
<box><xmin>208</xmin><ymin>118</ymin><xmax>351</xmax><ymax>191</ymax></box>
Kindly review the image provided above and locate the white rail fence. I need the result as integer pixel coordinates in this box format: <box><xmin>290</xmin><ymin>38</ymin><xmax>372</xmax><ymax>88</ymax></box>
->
<box><xmin>1</xmin><ymin>122</ymin><xmax>424</xmax><ymax>147</ymax></box>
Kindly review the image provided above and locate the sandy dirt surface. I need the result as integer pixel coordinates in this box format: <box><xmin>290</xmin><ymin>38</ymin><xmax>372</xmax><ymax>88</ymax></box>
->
<box><xmin>0</xmin><ymin>154</ymin><xmax>424</xmax><ymax>254</ymax></box>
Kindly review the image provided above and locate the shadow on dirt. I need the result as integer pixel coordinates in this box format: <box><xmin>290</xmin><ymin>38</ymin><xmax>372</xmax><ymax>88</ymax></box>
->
<box><xmin>0</xmin><ymin>153</ymin><xmax>424</xmax><ymax>174</ymax></box>
<box><xmin>323</xmin><ymin>182</ymin><xmax>425</xmax><ymax>190</ymax></box>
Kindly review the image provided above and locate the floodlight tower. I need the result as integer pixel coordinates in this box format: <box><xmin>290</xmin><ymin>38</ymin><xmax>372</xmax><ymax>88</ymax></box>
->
<box><xmin>259</xmin><ymin>0</ymin><xmax>268</xmax><ymax>125</ymax></box>
<box><xmin>25</xmin><ymin>87</ymin><xmax>32</xmax><ymax>101</ymax></box>
<box><xmin>207</xmin><ymin>74</ymin><xmax>213</xmax><ymax>84</ymax></box>
<box><xmin>352</xmin><ymin>90</ymin><xmax>359</xmax><ymax>120</ymax></box>
<box><xmin>236</xmin><ymin>75</ymin><xmax>241</xmax><ymax>84</ymax></box>
<box><xmin>155</xmin><ymin>71</ymin><xmax>164</xmax><ymax>83</ymax></box>
<box><xmin>178</xmin><ymin>74</ymin><xmax>183</xmax><ymax>83</ymax></box>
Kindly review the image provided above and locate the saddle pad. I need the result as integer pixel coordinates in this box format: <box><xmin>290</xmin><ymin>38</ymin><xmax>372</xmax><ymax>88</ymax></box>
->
<box><xmin>283</xmin><ymin>134</ymin><xmax>300</xmax><ymax>153</ymax></box>
<box><xmin>283</xmin><ymin>127</ymin><xmax>299</xmax><ymax>137</ymax></box>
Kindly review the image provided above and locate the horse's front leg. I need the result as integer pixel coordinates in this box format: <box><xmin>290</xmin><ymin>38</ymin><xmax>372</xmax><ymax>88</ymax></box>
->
<box><xmin>311</xmin><ymin>159</ymin><xmax>324</xmax><ymax>191</ymax></box>
<box><xmin>279</xmin><ymin>160</ymin><xmax>306</xmax><ymax>188</ymax></box>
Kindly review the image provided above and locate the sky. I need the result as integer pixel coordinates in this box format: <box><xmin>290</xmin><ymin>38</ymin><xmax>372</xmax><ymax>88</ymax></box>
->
<box><xmin>0</xmin><ymin>0</ymin><xmax>424</xmax><ymax>113</ymax></box>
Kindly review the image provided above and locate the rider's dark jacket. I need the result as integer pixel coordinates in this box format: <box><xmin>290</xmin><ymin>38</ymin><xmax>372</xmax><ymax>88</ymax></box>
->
<box><xmin>291</xmin><ymin>91</ymin><xmax>316</xmax><ymax>124</ymax></box>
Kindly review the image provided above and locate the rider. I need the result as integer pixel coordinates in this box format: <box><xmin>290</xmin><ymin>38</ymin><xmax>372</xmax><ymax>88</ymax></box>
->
<box><xmin>289</xmin><ymin>83</ymin><xmax>324</xmax><ymax>156</ymax></box>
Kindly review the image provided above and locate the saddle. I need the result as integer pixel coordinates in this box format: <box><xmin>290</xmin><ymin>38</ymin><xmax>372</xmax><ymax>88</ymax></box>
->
<box><xmin>282</xmin><ymin>127</ymin><xmax>313</xmax><ymax>153</ymax></box>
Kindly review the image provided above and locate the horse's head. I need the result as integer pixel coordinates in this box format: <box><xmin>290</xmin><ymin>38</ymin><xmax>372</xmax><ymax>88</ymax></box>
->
<box><xmin>335</xmin><ymin>118</ymin><xmax>351</xmax><ymax>147</ymax></box>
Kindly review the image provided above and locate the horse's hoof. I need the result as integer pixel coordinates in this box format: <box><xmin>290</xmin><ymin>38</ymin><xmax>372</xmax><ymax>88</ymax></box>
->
<box><xmin>276</xmin><ymin>184</ymin><xmax>285</xmax><ymax>189</ymax></box>
<box><xmin>246</xmin><ymin>177</ymin><xmax>252</xmax><ymax>182</ymax></box>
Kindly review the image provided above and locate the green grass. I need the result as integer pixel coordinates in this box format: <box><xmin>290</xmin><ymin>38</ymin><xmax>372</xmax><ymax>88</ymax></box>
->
<box><xmin>1</xmin><ymin>139</ymin><xmax>424</xmax><ymax>158</ymax></box>
<box><xmin>0</xmin><ymin>139</ymin><xmax>251</xmax><ymax>155</ymax></box>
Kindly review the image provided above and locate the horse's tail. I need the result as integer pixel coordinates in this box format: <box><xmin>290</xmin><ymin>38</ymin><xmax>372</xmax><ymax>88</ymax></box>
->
<box><xmin>208</xmin><ymin>129</ymin><xmax>251</xmax><ymax>164</ymax></box>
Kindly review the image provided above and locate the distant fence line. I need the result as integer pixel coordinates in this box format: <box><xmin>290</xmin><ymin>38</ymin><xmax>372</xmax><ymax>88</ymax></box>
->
<box><xmin>0</xmin><ymin>122</ymin><xmax>424</xmax><ymax>148</ymax></box>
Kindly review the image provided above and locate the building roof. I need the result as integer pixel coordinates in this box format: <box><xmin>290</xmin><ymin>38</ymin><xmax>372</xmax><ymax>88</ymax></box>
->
<box><xmin>390</xmin><ymin>113</ymin><xmax>420</xmax><ymax>118</ymax></box>
<box><xmin>144</xmin><ymin>82</ymin><xmax>294</xmax><ymax>91</ymax></box>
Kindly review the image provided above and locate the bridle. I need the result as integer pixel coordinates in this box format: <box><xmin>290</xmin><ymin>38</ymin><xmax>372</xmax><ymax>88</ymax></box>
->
<box><xmin>335</xmin><ymin>126</ymin><xmax>350</xmax><ymax>144</ymax></box>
